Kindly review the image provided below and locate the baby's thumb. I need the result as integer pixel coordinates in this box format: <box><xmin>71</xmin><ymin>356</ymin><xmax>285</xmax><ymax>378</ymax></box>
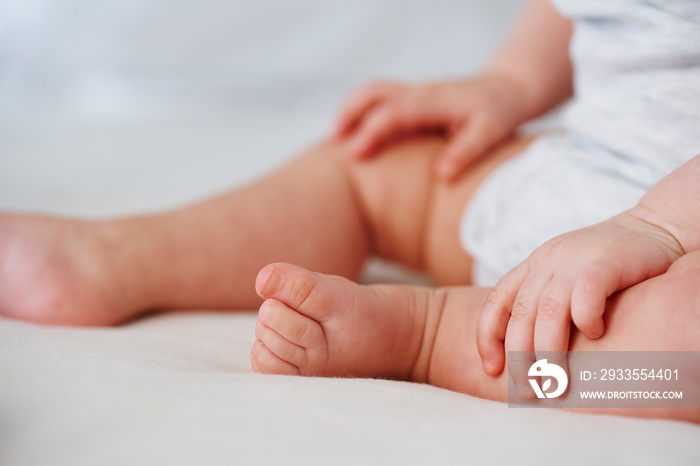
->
<box><xmin>435</xmin><ymin>120</ymin><xmax>493</xmax><ymax>181</ymax></box>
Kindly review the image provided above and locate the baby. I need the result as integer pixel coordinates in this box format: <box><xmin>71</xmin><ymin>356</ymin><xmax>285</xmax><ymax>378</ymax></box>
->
<box><xmin>1</xmin><ymin>0</ymin><xmax>698</xmax><ymax>422</ymax></box>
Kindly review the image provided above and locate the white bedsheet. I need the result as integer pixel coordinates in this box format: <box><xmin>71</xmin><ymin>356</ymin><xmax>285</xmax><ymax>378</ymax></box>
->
<box><xmin>2</xmin><ymin>310</ymin><xmax>699</xmax><ymax>466</ymax></box>
<box><xmin>1</xmin><ymin>1</ymin><xmax>699</xmax><ymax>464</ymax></box>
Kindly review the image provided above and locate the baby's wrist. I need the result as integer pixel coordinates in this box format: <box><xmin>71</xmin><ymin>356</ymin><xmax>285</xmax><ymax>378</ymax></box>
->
<box><xmin>634</xmin><ymin>197</ymin><xmax>699</xmax><ymax>256</ymax></box>
<box><xmin>630</xmin><ymin>154</ymin><xmax>700</xmax><ymax>254</ymax></box>
<box><xmin>624</xmin><ymin>205</ymin><xmax>690</xmax><ymax>258</ymax></box>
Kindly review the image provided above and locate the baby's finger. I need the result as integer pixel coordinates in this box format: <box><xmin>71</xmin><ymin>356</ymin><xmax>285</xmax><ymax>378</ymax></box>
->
<box><xmin>505</xmin><ymin>271</ymin><xmax>552</xmax><ymax>355</ymax></box>
<box><xmin>335</xmin><ymin>81</ymin><xmax>402</xmax><ymax>138</ymax></box>
<box><xmin>507</xmin><ymin>350</ymin><xmax>537</xmax><ymax>400</ymax></box>
<box><xmin>505</xmin><ymin>271</ymin><xmax>552</xmax><ymax>397</ymax></box>
<box><xmin>350</xmin><ymin>106</ymin><xmax>403</xmax><ymax>158</ymax></box>
<box><xmin>436</xmin><ymin>118</ymin><xmax>492</xmax><ymax>180</ymax></box>
<box><xmin>477</xmin><ymin>262</ymin><xmax>530</xmax><ymax>375</ymax></box>
<box><xmin>350</xmin><ymin>102</ymin><xmax>425</xmax><ymax>158</ymax></box>
<box><xmin>570</xmin><ymin>264</ymin><xmax>622</xmax><ymax>340</ymax></box>
<box><xmin>533</xmin><ymin>280</ymin><xmax>573</xmax><ymax>387</ymax></box>
<box><xmin>533</xmin><ymin>279</ymin><xmax>573</xmax><ymax>355</ymax></box>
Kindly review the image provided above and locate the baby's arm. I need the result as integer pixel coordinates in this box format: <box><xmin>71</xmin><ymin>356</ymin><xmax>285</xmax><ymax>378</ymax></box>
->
<box><xmin>634</xmin><ymin>154</ymin><xmax>700</xmax><ymax>254</ymax></box>
<box><xmin>485</xmin><ymin>0</ymin><xmax>574</xmax><ymax>123</ymax></box>
<box><xmin>477</xmin><ymin>153</ymin><xmax>700</xmax><ymax>380</ymax></box>
<box><xmin>335</xmin><ymin>0</ymin><xmax>573</xmax><ymax>180</ymax></box>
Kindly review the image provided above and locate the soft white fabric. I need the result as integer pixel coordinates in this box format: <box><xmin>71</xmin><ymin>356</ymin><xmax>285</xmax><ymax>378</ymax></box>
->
<box><xmin>461</xmin><ymin>132</ymin><xmax>647</xmax><ymax>286</ymax></box>
<box><xmin>461</xmin><ymin>0</ymin><xmax>700</xmax><ymax>285</ymax></box>
<box><xmin>556</xmin><ymin>0</ymin><xmax>700</xmax><ymax>174</ymax></box>
<box><xmin>3</xmin><ymin>312</ymin><xmax>700</xmax><ymax>466</ymax></box>
<box><xmin>1</xmin><ymin>1</ymin><xmax>699</xmax><ymax>464</ymax></box>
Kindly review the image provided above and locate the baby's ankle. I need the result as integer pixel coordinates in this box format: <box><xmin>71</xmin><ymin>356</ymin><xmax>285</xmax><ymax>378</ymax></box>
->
<box><xmin>403</xmin><ymin>286</ymin><xmax>449</xmax><ymax>384</ymax></box>
<box><xmin>93</xmin><ymin>218</ymin><xmax>160</xmax><ymax>315</ymax></box>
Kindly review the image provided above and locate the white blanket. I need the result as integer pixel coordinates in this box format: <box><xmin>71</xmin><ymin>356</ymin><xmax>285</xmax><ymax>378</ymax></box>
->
<box><xmin>1</xmin><ymin>1</ymin><xmax>699</xmax><ymax>464</ymax></box>
<box><xmin>3</xmin><ymin>310</ymin><xmax>699</xmax><ymax>466</ymax></box>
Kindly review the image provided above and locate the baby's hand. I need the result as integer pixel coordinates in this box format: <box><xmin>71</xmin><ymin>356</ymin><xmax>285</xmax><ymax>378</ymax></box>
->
<box><xmin>476</xmin><ymin>210</ymin><xmax>685</xmax><ymax>393</ymax></box>
<box><xmin>333</xmin><ymin>74</ymin><xmax>530</xmax><ymax>180</ymax></box>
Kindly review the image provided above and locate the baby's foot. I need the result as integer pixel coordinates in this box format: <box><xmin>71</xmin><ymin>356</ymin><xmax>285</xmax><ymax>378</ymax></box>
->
<box><xmin>0</xmin><ymin>213</ymin><xmax>140</xmax><ymax>326</ymax></box>
<box><xmin>250</xmin><ymin>262</ymin><xmax>446</xmax><ymax>380</ymax></box>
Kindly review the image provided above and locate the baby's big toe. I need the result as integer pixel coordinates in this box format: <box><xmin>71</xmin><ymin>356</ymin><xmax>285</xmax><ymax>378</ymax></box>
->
<box><xmin>255</xmin><ymin>262</ymin><xmax>342</xmax><ymax>321</ymax></box>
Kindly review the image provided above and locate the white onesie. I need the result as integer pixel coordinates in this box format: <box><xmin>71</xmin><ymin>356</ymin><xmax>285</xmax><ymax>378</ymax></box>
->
<box><xmin>460</xmin><ymin>0</ymin><xmax>700</xmax><ymax>286</ymax></box>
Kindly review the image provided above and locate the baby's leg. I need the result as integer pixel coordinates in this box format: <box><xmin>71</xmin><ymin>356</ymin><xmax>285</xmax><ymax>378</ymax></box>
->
<box><xmin>0</xmin><ymin>142</ymin><xmax>369</xmax><ymax>325</ymax></box>
<box><xmin>252</xmin><ymin>254</ymin><xmax>700</xmax><ymax>423</ymax></box>
<box><xmin>0</xmin><ymin>136</ymin><xmax>525</xmax><ymax>326</ymax></box>
<box><xmin>429</xmin><ymin>251</ymin><xmax>700</xmax><ymax>423</ymax></box>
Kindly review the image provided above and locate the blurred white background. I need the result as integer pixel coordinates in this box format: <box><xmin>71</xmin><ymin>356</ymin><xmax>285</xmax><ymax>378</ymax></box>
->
<box><xmin>0</xmin><ymin>0</ymin><xmax>523</xmax><ymax>216</ymax></box>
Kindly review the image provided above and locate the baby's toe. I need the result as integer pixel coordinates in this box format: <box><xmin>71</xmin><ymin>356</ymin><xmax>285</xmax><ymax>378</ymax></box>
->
<box><xmin>259</xmin><ymin>298</ymin><xmax>325</xmax><ymax>349</ymax></box>
<box><xmin>256</xmin><ymin>298</ymin><xmax>329</xmax><ymax>374</ymax></box>
<box><xmin>255</xmin><ymin>322</ymin><xmax>308</xmax><ymax>370</ymax></box>
<box><xmin>250</xmin><ymin>340</ymin><xmax>301</xmax><ymax>376</ymax></box>
<box><xmin>255</xmin><ymin>262</ymin><xmax>346</xmax><ymax>321</ymax></box>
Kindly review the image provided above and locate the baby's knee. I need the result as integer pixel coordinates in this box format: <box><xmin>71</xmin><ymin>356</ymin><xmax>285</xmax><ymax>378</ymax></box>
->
<box><xmin>664</xmin><ymin>251</ymin><xmax>700</xmax><ymax>312</ymax></box>
<box><xmin>653</xmin><ymin>252</ymin><xmax>700</xmax><ymax>349</ymax></box>
<box><xmin>591</xmin><ymin>253</ymin><xmax>700</xmax><ymax>352</ymax></box>
<box><xmin>666</xmin><ymin>250</ymin><xmax>700</xmax><ymax>311</ymax></box>
<box><xmin>666</xmin><ymin>250</ymin><xmax>700</xmax><ymax>278</ymax></box>
<box><xmin>339</xmin><ymin>136</ymin><xmax>444</xmax><ymax>267</ymax></box>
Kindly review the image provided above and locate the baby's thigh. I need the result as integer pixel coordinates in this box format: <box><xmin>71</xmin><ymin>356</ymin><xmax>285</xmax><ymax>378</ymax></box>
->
<box><xmin>343</xmin><ymin>134</ymin><xmax>530</xmax><ymax>285</ymax></box>
<box><xmin>339</xmin><ymin>135</ymin><xmax>443</xmax><ymax>271</ymax></box>
<box><xmin>572</xmin><ymin>251</ymin><xmax>700</xmax><ymax>353</ymax></box>
<box><xmin>423</xmin><ymin>136</ymin><xmax>531</xmax><ymax>285</ymax></box>
<box><xmin>569</xmin><ymin>252</ymin><xmax>700</xmax><ymax>422</ymax></box>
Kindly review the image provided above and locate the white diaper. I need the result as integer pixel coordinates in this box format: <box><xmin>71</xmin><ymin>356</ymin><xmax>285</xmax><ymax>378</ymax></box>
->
<box><xmin>460</xmin><ymin>132</ymin><xmax>651</xmax><ymax>286</ymax></box>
